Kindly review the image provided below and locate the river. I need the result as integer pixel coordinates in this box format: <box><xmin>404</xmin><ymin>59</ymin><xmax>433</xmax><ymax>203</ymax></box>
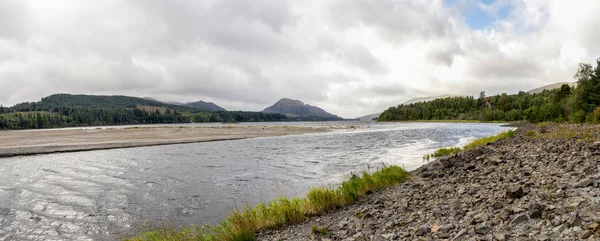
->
<box><xmin>0</xmin><ymin>121</ymin><xmax>511</xmax><ymax>240</ymax></box>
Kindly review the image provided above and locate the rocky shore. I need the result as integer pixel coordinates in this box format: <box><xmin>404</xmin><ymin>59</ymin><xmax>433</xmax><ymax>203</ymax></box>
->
<box><xmin>258</xmin><ymin>124</ymin><xmax>600</xmax><ymax>240</ymax></box>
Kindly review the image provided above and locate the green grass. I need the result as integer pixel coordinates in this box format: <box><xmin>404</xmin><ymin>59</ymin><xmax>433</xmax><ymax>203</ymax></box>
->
<box><xmin>423</xmin><ymin>130</ymin><xmax>516</xmax><ymax>160</ymax></box>
<box><xmin>432</xmin><ymin>147</ymin><xmax>461</xmax><ymax>157</ymax></box>
<box><xmin>381</xmin><ymin>119</ymin><xmax>519</xmax><ymax>124</ymax></box>
<box><xmin>464</xmin><ymin>130</ymin><xmax>515</xmax><ymax>150</ymax></box>
<box><xmin>532</xmin><ymin>125</ymin><xmax>599</xmax><ymax>141</ymax></box>
<box><xmin>311</xmin><ymin>225</ymin><xmax>329</xmax><ymax>235</ymax></box>
<box><xmin>125</xmin><ymin>165</ymin><xmax>410</xmax><ymax>241</ymax></box>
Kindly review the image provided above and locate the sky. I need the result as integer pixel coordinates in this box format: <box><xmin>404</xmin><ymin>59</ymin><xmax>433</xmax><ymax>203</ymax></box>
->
<box><xmin>1</xmin><ymin>0</ymin><xmax>599</xmax><ymax>118</ymax></box>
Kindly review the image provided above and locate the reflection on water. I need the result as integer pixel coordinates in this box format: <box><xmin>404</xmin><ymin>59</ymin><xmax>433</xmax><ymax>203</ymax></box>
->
<box><xmin>0</xmin><ymin>122</ymin><xmax>510</xmax><ymax>240</ymax></box>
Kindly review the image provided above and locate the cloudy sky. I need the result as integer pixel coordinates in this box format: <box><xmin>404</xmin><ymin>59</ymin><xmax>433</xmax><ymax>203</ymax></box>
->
<box><xmin>1</xmin><ymin>0</ymin><xmax>599</xmax><ymax>118</ymax></box>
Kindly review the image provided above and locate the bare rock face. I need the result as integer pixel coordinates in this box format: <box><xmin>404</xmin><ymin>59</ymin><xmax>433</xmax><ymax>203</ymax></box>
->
<box><xmin>257</xmin><ymin>124</ymin><xmax>600</xmax><ymax>240</ymax></box>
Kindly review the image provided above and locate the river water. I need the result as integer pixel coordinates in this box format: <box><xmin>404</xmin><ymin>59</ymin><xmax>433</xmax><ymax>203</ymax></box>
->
<box><xmin>0</xmin><ymin>122</ymin><xmax>510</xmax><ymax>240</ymax></box>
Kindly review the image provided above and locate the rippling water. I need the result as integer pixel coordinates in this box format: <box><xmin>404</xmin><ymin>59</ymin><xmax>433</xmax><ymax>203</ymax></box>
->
<box><xmin>0</xmin><ymin>122</ymin><xmax>510</xmax><ymax>240</ymax></box>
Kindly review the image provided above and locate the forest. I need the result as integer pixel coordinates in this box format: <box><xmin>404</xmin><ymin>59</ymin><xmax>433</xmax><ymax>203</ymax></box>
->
<box><xmin>0</xmin><ymin>94</ymin><xmax>289</xmax><ymax>130</ymax></box>
<box><xmin>379</xmin><ymin>60</ymin><xmax>600</xmax><ymax>123</ymax></box>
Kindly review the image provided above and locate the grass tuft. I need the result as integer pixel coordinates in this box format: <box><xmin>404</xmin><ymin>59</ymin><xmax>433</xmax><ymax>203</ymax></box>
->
<box><xmin>431</xmin><ymin>147</ymin><xmax>461</xmax><ymax>157</ymax></box>
<box><xmin>464</xmin><ymin>130</ymin><xmax>515</xmax><ymax>150</ymax></box>
<box><xmin>423</xmin><ymin>130</ymin><xmax>516</xmax><ymax>160</ymax></box>
<box><xmin>125</xmin><ymin>165</ymin><xmax>410</xmax><ymax>241</ymax></box>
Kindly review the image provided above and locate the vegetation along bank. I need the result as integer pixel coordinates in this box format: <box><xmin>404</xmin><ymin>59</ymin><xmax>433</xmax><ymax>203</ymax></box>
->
<box><xmin>258</xmin><ymin>124</ymin><xmax>600</xmax><ymax>240</ymax></box>
<box><xmin>379</xmin><ymin>60</ymin><xmax>600</xmax><ymax>123</ymax></box>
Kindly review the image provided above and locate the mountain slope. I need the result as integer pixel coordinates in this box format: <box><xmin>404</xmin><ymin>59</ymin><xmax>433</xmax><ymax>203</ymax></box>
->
<box><xmin>15</xmin><ymin>94</ymin><xmax>198</xmax><ymax>112</ymax></box>
<box><xmin>263</xmin><ymin>98</ymin><xmax>343</xmax><ymax>120</ymax></box>
<box><xmin>527</xmin><ymin>82</ymin><xmax>577</xmax><ymax>94</ymax></box>
<box><xmin>355</xmin><ymin>113</ymin><xmax>380</xmax><ymax>121</ymax></box>
<box><xmin>402</xmin><ymin>94</ymin><xmax>455</xmax><ymax>105</ymax></box>
<box><xmin>184</xmin><ymin>101</ymin><xmax>226</xmax><ymax>112</ymax></box>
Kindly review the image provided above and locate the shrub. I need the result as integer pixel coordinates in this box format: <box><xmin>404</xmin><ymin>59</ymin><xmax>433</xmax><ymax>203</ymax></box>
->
<box><xmin>591</xmin><ymin>107</ymin><xmax>600</xmax><ymax>124</ymax></box>
<box><xmin>537</xmin><ymin>122</ymin><xmax>549</xmax><ymax>133</ymax></box>
<box><xmin>570</xmin><ymin>110</ymin><xmax>587</xmax><ymax>123</ymax></box>
<box><xmin>431</xmin><ymin>147</ymin><xmax>461</xmax><ymax>157</ymax></box>
<box><xmin>526</xmin><ymin>130</ymin><xmax>536</xmax><ymax>137</ymax></box>
<box><xmin>306</xmin><ymin>187</ymin><xmax>343</xmax><ymax>214</ymax></box>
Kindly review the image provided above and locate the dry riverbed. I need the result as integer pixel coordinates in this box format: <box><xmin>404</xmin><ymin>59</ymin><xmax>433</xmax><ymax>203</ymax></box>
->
<box><xmin>258</xmin><ymin>124</ymin><xmax>600</xmax><ymax>240</ymax></box>
<box><xmin>0</xmin><ymin>126</ymin><xmax>327</xmax><ymax>158</ymax></box>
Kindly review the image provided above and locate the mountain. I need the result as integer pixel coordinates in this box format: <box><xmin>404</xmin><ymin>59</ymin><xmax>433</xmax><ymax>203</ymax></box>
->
<box><xmin>184</xmin><ymin>101</ymin><xmax>226</xmax><ymax>112</ymax></box>
<box><xmin>145</xmin><ymin>99</ymin><xmax>226</xmax><ymax>112</ymax></box>
<box><xmin>3</xmin><ymin>93</ymin><xmax>290</xmax><ymax>130</ymax></box>
<box><xmin>262</xmin><ymin>98</ymin><xmax>343</xmax><ymax>121</ymax></box>
<box><xmin>355</xmin><ymin>113</ymin><xmax>380</xmax><ymax>121</ymax></box>
<box><xmin>527</xmin><ymin>82</ymin><xmax>577</xmax><ymax>94</ymax></box>
<box><xmin>402</xmin><ymin>95</ymin><xmax>455</xmax><ymax>105</ymax></box>
<box><xmin>16</xmin><ymin>93</ymin><xmax>199</xmax><ymax>112</ymax></box>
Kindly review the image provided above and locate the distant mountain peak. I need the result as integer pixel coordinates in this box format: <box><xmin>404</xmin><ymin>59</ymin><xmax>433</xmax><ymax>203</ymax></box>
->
<box><xmin>184</xmin><ymin>100</ymin><xmax>226</xmax><ymax>112</ymax></box>
<box><xmin>263</xmin><ymin>98</ymin><xmax>342</xmax><ymax>120</ymax></box>
<box><xmin>273</xmin><ymin>98</ymin><xmax>305</xmax><ymax>106</ymax></box>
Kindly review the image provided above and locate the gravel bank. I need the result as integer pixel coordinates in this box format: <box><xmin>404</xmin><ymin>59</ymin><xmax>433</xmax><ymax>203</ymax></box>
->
<box><xmin>0</xmin><ymin>126</ymin><xmax>327</xmax><ymax>158</ymax></box>
<box><xmin>258</xmin><ymin>124</ymin><xmax>600</xmax><ymax>240</ymax></box>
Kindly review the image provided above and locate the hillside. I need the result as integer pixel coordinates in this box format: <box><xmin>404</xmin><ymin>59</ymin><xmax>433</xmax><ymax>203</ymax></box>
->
<box><xmin>12</xmin><ymin>94</ymin><xmax>199</xmax><ymax>113</ymax></box>
<box><xmin>402</xmin><ymin>94</ymin><xmax>455</xmax><ymax>105</ymax></box>
<box><xmin>527</xmin><ymin>82</ymin><xmax>577</xmax><ymax>94</ymax></box>
<box><xmin>184</xmin><ymin>101</ymin><xmax>226</xmax><ymax>112</ymax></box>
<box><xmin>263</xmin><ymin>98</ymin><xmax>343</xmax><ymax>121</ymax></box>
<box><xmin>0</xmin><ymin>94</ymin><xmax>289</xmax><ymax>130</ymax></box>
<box><xmin>378</xmin><ymin>61</ymin><xmax>600</xmax><ymax>123</ymax></box>
<box><xmin>355</xmin><ymin>113</ymin><xmax>380</xmax><ymax>121</ymax></box>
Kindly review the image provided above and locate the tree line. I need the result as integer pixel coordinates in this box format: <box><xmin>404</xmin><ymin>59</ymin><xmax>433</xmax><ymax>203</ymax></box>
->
<box><xmin>379</xmin><ymin>60</ymin><xmax>600</xmax><ymax>123</ymax></box>
<box><xmin>0</xmin><ymin>106</ymin><xmax>288</xmax><ymax>130</ymax></box>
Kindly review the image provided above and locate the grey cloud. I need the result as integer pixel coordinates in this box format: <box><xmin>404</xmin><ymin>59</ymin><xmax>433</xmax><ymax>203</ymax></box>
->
<box><xmin>330</xmin><ymin>0</ymin><xmax>459</xmax><ymax>43</ymax></box>
<box><xmin>317</xmin><ymin>35</ymin><xmax>388</xmax><ymax>74</ymax></box>
<box><xmin>427</xmin><ymin>40</ymin><xmax>465</xmax><ymax>66</ymax></box>
<box><xmin>1</xmin><ymin>0</ymin><xmax>598</xmax><ymax>118</ymax></box>
<box><xmin>466</xmin><ymin>53</ymin><xmax>543</xmax><ymax>79</ymax></box>
<box><xmin>0</xmin><ymin>0</ymin><xmax>33</xmax><ymax>41</ymax></box>
<box><xmin>342</xmin><ymin>43</ymin><xmax>389</xmax><ymax>74</ymax></box>
<box><xmin>137</xmin><ymin>0</ymin><xmax>296</xmax><ymax>54</ymax></box>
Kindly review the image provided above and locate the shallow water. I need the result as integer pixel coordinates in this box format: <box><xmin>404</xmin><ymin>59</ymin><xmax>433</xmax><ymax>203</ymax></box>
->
<box><xmin>0</xmin><ymin>122</ymin><xmax>510</xmax><ymax>240</ymax></box>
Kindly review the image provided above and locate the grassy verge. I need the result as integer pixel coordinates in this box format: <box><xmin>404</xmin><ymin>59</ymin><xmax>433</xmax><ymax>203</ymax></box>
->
<box><xmin>424</xmin><ymin>130</ymin><xmax>516</xmax><ymax>160</ymax></box>
<box><xmin>463</xmin><ymin>130</ymin><xmax>515</xmax><ymax>149</ymax></box>
<box><xmin>380</xmin><ymin>120</ymin><xmax>517</xmax><ymax>124</ymax></box>
<box><xmin>125</xmin><ymin>165</ymin><xmax>410</xmax><ymax>241</ymax></box>
<box><xmin>423</xmin><ymin>147</ymin><xmax>461</xmax><ymax>160</ymax></box>
<box><xmin>525</xmin><ymin>124</ymin><xmax>600</xmax><ymax>141</ymax></box>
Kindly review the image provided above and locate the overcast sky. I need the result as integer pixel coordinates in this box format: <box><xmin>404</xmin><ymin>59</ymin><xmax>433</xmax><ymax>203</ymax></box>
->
<box><xmin>1</xmin><ymin>0</ymin><xmax>599</xmax><ymax>118</ymax></box>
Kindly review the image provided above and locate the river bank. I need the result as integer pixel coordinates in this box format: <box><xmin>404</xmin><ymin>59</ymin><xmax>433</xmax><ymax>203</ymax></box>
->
<box><xmin>258</xmin><ymin>124</ymin><xmax>600</xmax><ymax>240</ymax></box>
<box><xmin>0</xmin><ymin>126</ymin><xmax>327</xmax><ymax>158</ymax></box>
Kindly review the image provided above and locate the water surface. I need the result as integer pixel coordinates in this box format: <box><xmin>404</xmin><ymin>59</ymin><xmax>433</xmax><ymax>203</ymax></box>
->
<box><xmin>0</xmin><ymin>122</ymin><xmax>510</xmax><ymax>240</ymax></box>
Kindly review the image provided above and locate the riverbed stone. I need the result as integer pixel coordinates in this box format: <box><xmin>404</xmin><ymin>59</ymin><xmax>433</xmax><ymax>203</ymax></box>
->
<box><xmin>256</xmin><ymin>124</ymin><xmax>600</xmax><ymax>241</ymax></box>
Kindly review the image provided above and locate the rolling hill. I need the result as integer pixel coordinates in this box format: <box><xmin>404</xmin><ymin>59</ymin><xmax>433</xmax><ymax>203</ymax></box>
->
<box><xmin>12</xmin><ymin>94</ymin><xmax>200</xmax><ymax>112</ymax></box>
<box><xmin>402</xmin><ymin>95</ymin><xmax>455</xmax><ymax>105</ymax></box>
<box><xmin>355</xmin><ymin>113</ymin><xmax>380</xmax><ymax>121</ymax></box>
<box><xmin>527</xmin><ymin>82</ymin><xmax>577</xmax><ymax>94</ymax></box>
<box><xmin>263</xmin><ymin>98</ymin><xmax>343</xmax><ymax>121</ymax></box>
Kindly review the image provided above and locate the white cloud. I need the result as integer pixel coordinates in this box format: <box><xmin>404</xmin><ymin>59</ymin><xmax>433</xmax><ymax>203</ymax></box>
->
<box><xmin>1</xmin><ymin>0</ymin><xmax>600</xmax><ymax>118</ymax></box>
